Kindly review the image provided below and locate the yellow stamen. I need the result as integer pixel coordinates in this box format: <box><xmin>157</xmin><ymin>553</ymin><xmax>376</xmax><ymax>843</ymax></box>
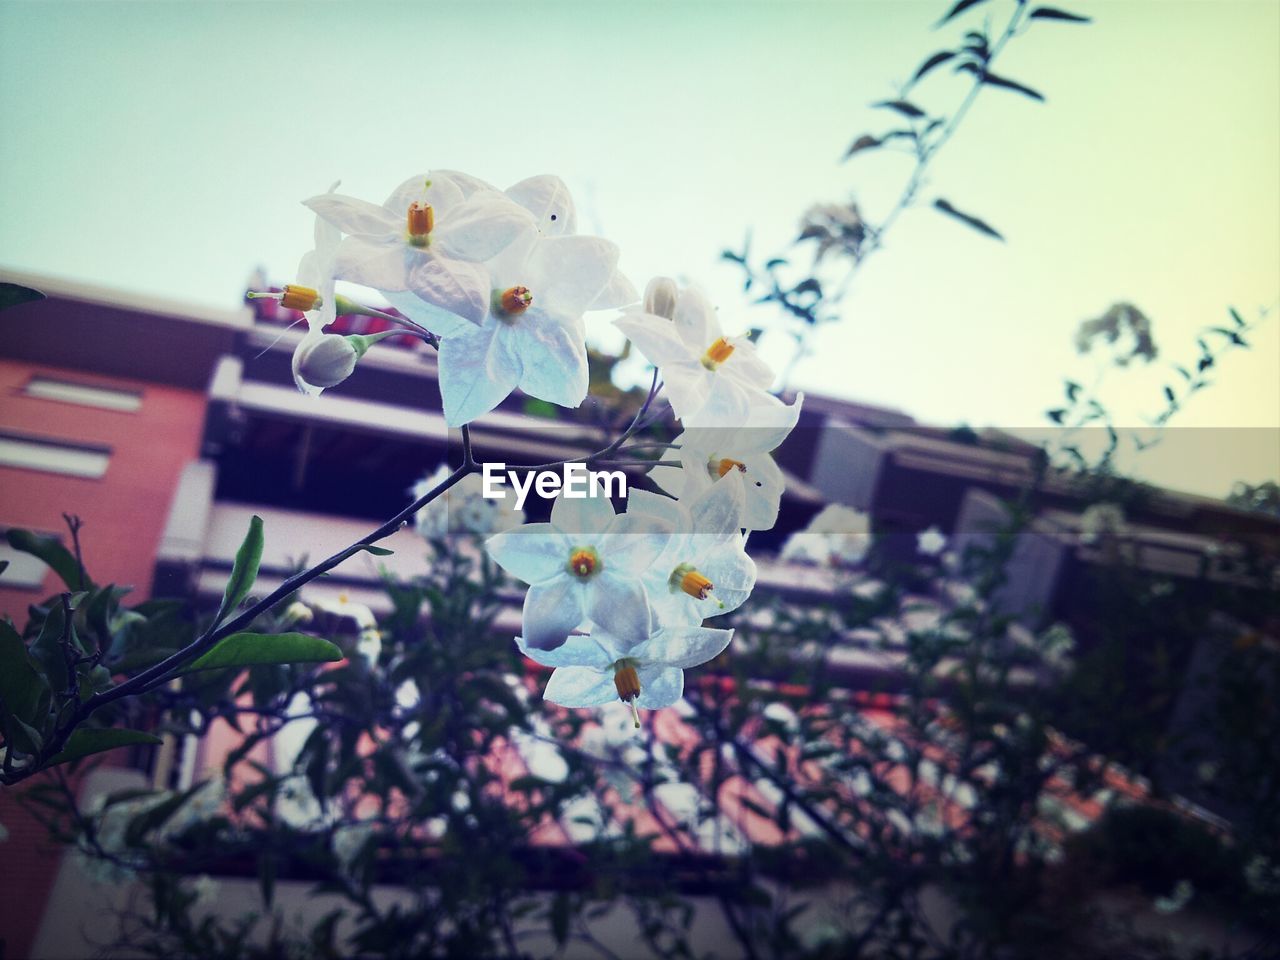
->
<box><xmin>701</xmin><ymin>337</ymin><xmax>735</xmax><ymax>369</ymax></box>
<box><xmin>498</xmin><ymin>286</ymin><xmax>533</xmax><ymax>317</ymax></box>
<box><xmin>680</xmin><ymin>570</ymin><xmax>714</xmax><ymax>600</ymax></box>
<box><xmin>715</xmin><ymin>458</ymin><xmax>747</xmax><ymax>478</ymax></box>
<box><xmin>613</xmin><ymin>662</ymin><xmax>642</xmax><ymax>727</ymax></box>
<box><xmin>281</xmin><ymin>284</ymin><xmax>321</xmax><ymax>312</ymax></box>
<box><xmin>567</xmin><ymin>547</ymin><xmax>599</xmax><ymax>579</ymax></box>
<box><xmin>407</xmin><ymin>201</ymin><xmax>434</xmax><ymax>246</ymax></box>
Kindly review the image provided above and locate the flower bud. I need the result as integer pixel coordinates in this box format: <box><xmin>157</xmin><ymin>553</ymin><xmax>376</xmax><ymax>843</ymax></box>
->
<box><xmin>294</xmin><ymin>333</ymin><xmax>359</xmax><ymax>390</ymax></box>
<box><xmin>643</xmin><ymin>276</ymin><xmax>679</xmax><ymax>320</ymax></box>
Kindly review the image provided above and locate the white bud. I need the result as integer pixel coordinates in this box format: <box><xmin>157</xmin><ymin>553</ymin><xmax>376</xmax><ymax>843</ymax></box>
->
<box><xmin>292</xmin><ymin>332</ymin><xmax>358</xmax><ymax>394</ymax></box>
<box><xmin>643</xmin><ymin>276</ymin><xmax>679</xmax><ymax>320</ymax></box>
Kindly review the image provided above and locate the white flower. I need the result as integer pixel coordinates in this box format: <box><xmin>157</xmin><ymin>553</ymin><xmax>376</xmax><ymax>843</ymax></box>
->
<box><xmin>311</xmin><ymin>592</ymin><xmax>379</xmax><ymax>665</ymax></box>
<box><xmin>485</xmin><ymin>481</ymin><xmax>671</xmax><ymax>651</ymax></box>
<box><xmin>1153</xmin><ymin>878</ymin><xmax>1194</xmax><ymax>914</ymax></box>
<box><xmin>916</xmin><ymin>526</ymin><xmax>947</xmax><ymax>556</ymax></box>
<box><xmin>332</xmin><ymin>821</ymin><xmax>377</xmax><ymax>874</ymax></box>
<box><xmin>409</xmin><ymin>465</ymin><xmax>524</xmax><ymax>538</ymax></box>
<box><xmin>780</xmin><ymin>504</ymin><xmax>872</xmax><ymax>568</ymax></box>
<box><xmin>516</xmin><ymin>624</ymin><xmax>734</xmax><ymax>726</ymax></box>
<box><xmin>435</xmin><ymin>179</ymin><xmax>629</xmax><ymax>426</ymax></box>
<box><xmin>190</xmin><ymin>874</ymin><xmax>221</xmax><ymax>909</ymax></box>
<box><xmin>626</xmin><ymin>473</ymin><xmax>756</xmax><ymax>628</ymax></box>
<box><xmin>614</xmin><ymin>281</ymin><xmax>777</xmax><ymax>426</ymax></box>
<box><xmin>304</xmin><ymin>172</ymin><xmax>534</xmax><ymax>335</ymax></box>
<box><xmin>648</xmin><ymin>393</ymin><xmax>803</xmax><ymax>532</ymax></box>
<box><xmin>1079</xmin><ymin>502</ymin><xmax>1126</xmax><ymax>545</ymax></box>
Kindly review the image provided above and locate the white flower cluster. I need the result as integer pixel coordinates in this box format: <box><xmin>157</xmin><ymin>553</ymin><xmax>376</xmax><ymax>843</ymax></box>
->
<box><xmin>267</xmin><ymin>170</ymin><xmax>813</xmax><ymax>725</ymax></box>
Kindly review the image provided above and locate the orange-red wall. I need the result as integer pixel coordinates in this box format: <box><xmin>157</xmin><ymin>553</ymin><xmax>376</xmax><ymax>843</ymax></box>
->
<box><xmin>0</xmin><ymin>356</ymin><xmax>208</xmax><ymax>960</ymax></box>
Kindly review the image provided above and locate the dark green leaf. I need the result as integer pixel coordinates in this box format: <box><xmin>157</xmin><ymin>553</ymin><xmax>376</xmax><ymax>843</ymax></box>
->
<box><xmin>937</xmin><ymin>0</ymin><xmax>990</xmax><ymax>26</ymax></box>
<box><xmin>843</xmin><ymin>134</ymin><xmax>880</xmax><ymax>160</ymax></box>
<box><xmin>5</xmin><ymin>528</ymin><xmax>85</xmax><ymax>590</ymax></box>
<box><xmin>1229</xmin><ymin>307</ymin><xmax>1245</xmax><ymax>328</ymax></box>
<box><xmin>0</xmin><ymin>283</ymin><xmax>45</xmax><ymax>312</ymax></box>
<box><xmin>48</xmin><ymin>728</ymin><xmax>162</xmax><ymax>766</ymax></box>
<box><xmin>1029</xmin><ymin>7</ymin><xmax>1091</xmax><ymax>23</ymax></box>
<box><xmin>550</xmin><ymin>893</ymin><xmax>570</xmax><ymax>947</ymax></box>
<box><xmin>215</xmin><ymin>515</ymin><xmax>264</xmax><ymax>626</ymax></box>
<box><xmin>1047</xmin><ymin>409</ymin><xmax>1066</xmax><ymax>424</ymax></box>
<box><xmin>1065</xmin><ymin>380</ymin><xmax>1082</xmax><ymax>402</ymax></box>
<box><xmin>182</xmin><ymin>631</ymin><xmax>344</xmax><ymax>673</ymax></box>
<box><xmin>980</xmin><ymin>71</ymin><xmax>1045</xmax><ymax>101</ymax></box>
<box><xmin>913</xmin><ymin>50</ymin><xmax>956</xmax><ymax>83</ymax></box>
<box><xmin>874</xmin><ymin>99</ymin><xmax>927</xmax><ymax>119</ymax></box>
<box><xmin>1163</xmin><ymin>385</ymin><xmax>1176</xmax><ymax>404</ymax></box>
<box><xmin>934</xmin><ymin>198</ymin><xmax>1005</xmax><ymax>240</ymax></box>
<box><xmin>0</xmin><ymin>620</ymin><xmax>48</xmax><ymax>729</ymax></box>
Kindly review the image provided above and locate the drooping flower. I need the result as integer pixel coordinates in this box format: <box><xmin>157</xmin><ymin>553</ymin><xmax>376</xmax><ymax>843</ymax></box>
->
<box><xmin>291</xmin><ymin>329</ymin><xmax>400</xmax><ymax>397</ymax></box>
<box><xmin>516</xmin><ymin>625</ymin><xmax>734</xmax><ymax>727</ymax></box>
<box><xmin>304</xmin><ymin>172</ymin><xmax>535</xmax><ymax>336</ymax></box>
<box><xmin>614</xmin><ymin>280</ymin><xmax>777</xmax><ymax>426</ymax></box>
<box><xmin>780</xmin><ymin>503</ymin><xmax>872</xmax><ymax>568</ymax></box>
<box><xmin>625</xmin><ymin>473</ymin><xmax>756</xmax><ymax>629</ymax></box>
<box><xmin>409</xmin><ymin>464</ymin><xmax>524</xmax><ymax>538</ymax></box>
<box><xmin>485</xmin><ymin>481</ymin><xmax>671</xmax><ymax>651</ymax></box>
<box><xmin>648</xmin><ymin>393</ymin><xmax>803</xmax><ymax>532</ymax></box>
<box><xmin>436</xmin><ymin>182</ymin><xmax>629</xmax><ymax>425</ymax></box>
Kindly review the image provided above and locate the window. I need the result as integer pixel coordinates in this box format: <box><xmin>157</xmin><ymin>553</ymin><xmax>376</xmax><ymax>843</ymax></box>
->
<box><xmin>0</xmin><ymin>434</ymin><xmax>110</xmax><ymax>478</ymax></box>
<box><xmin>23</xmin><ymin>376</ymin><xmax>142</xmax><ymax>412</ymax></box>
<box><xmin>0</xmin><ymin>531</ymin><xmax>55</xmax><ymax>590</ymax></box>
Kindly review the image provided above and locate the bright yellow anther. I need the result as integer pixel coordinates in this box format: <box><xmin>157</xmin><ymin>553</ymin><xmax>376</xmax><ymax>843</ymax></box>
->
<box><xmin>680</xmin><ymin>570</ymin><xmax>714</xmax><ymax>600</ymax></box>
<box><xmin>568</xmin><ymin>547</ymin><xmax>599</xmax><ymax>579</ymax></box>
<box><xmin>498</xmin><ymin>286</ymin><xmax>533</xmax><ymax>317</ymax></box>
<box><xmin>281</xmin><ymin>284</ymin><xmax>321</xmax><ymax>312</ymax></box>
<box><xmin>407</xmin><ymin>201</ymin><xmax>434</xmax><ymax>245</ymax></box>
<box><xmin>701</xmin><ymin>337</ymin><xmax>735</xmax><ymax>369</ymax></box>
<box><xmin>715</xmin><ymin>458</ymin><xmax>747</xmax><ymax>478</ymax></box>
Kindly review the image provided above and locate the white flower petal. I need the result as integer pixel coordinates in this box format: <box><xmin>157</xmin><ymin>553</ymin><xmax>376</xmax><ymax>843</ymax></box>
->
<box><xmin>673</xmin><ymin>288</ymin><xmax>721</xmax><ymax>351</ymax></box>
<box><xmin>588</xmin><ymin>574</ymin><xmax>652</xmax><ymax>649</ymax></box>
<box><xmin>527</xmin><ymin>235</ymin><xmax>620</xmax><ymax>319</ymax></box>
<box><xmin>381</xmin><ymin>289</ymin><xmax>476</xmax><ymax>339</ymax></box>
<box><xmin>740</xmin><ymin>453</ymin><xmax>786</xmax><ymax>531</ymax></box>
<box><xmin>291</xmin><ymin>329</ymin><xmax>326</xmax><ymax>398</ymax></box>
<box><xmin>486</xmin><ymin>525</ymin><xmax>569</xmax><ymax>584</ymax></box>
<box><xmin>634</xmin><ymin>666</ymin><xmax>684</xmax><ymax>709</ymax></box>
<box><xmin>434</xmin><ymin>197</ymin><xmax>534</xmax><ymax>262</ymax></box>
<box><xmin>639</xmin><ymin>626</ymin><xmax>734</xmax><ymax>671</ymax></box>
<box><xmin>438</xmin><ymin>323</ymin><xmax>522</xmax><ymax>426</ymax></box>
<box><xmin>505</xmin><ymin>175</ymin><xmax>578</xmax><ymax>236</ymax></box>
<box><xmin>428</xmin><ymin>170</ymin><xmax>497</xmax><ymax>201</ymax></box>
<box><xmin>689</xmin><ymin>472</ymin><xmax>747</xmax><ymax>537</ymax></box>
<box><xmin>514</xmin><ymin>314</ymin><xmax>588</xmax><ymax>408</ymax></box>
<box><xmin>543</xmin><ymin>666</ymin><xmax>617</xmax><ymax>707</ymax></box>
<box><xmin>599</xmin><ymin>512</ymin><xmax>672</xmax><ymax>570</ymax></box>
<box><xmin>408</xmin><ymin>256</ymin><xmax>492</xmax><ymax>327</ymax></box>
<box><xmin>523</xmin><ymin>577</ymin><xmax>588</xmax><ymax>651</ymax></box>
<box><xmin>614</xmin><ymin>313</ymin><xmax>691</xmax><ymax>367</ymax></box>
<box><xmin>516</xmin><ymin>632</ymin><xmax>614</xmax><ymax>670</ymax></box>
<box><xmin>588</xmin><ymin>268</ymin><xmax>640</xmax><ymax>310</ymax></box>
<box><xmin>382</xmin><ymin>174</ymin><xmax>464</xmax><ymax>219</ymax></box>
<box><xmin>303</xmin><ymin>192</ymin><xmax>399</xmax><ymax>240</ymax></box>
<box><xmin>724</xmin><ymin>343</ymin><xmax>776</xmax><ymax>390</ymax></box>
<box><xmin>332</xmin><ymin>237</ymin><xmax>410</xmax><ymax>292</ymax></box>
<box><xmin>550</xmin><ymin>484</ymin><xmax>617</xmax><ymax>537</ymax></box>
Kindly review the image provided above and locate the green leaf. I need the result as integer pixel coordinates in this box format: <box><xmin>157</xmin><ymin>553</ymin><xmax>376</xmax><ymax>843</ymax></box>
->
<box><xmin>215</xmin><ymin>515</ymin><xmax>264</xmax><ymax>627</ymax></box>
<box><xmin>0</xmin><ymin>620</ymin><xmax>50</xmax><ymax>731</ymax></box>
<box><xmin>912</xmin><ymin>50</ymin><xmax>956</xmax><ymax>83</ymax></box>
<box><xmin>937</xmin><ymin>0</ymin><xmax>990</xmax><ymax>26</ymax></box>
<box><xmin>48</xmin><ymin>728</ymin><xmax>162</xmax><ymax>766</ymax></box>
<box><xmin>0</xmin><ymin>283</ymin><xmax>45</xmax><ymax>312</ymax></box>
<box><xmin>0</xmin><ymin>560</ymin><xmax>8</xmax><ymax>577</ymax></box>
<box><xmin>934</xmin><ymin>198</ymin><xmax>1005</xmax><ymax>240</ymax></box>
<box><xmin>842</xmin><ymin>134</ymin><xmax>881</xmax><ymax>160</ymax></box>
<box><xmin>182</xmin><ymin>632</ymin><xmax>344</xmax><ymax>673</ymax></box>
<box><xmin>1229</xmin><ymin>307</ymin><xmax>1245</xmax><ymax>328</ymax></box>
<box><xmin>1029</xmin><ymin>7</ymin><xmax>1091</xmax><ymax>23</ymax></box>
<box><xmin>874</xmin><ymin>99</ymin><xmax>927</xmax><ymax>119</ymax></box>
<box><xmin>550</xmin><ymin>893</ymin><xmax>570</xmax><ymax>947</ymax></box>
<box><xmin>980</xmin><ymin>71</ymin><xmax>1045</xmax><ymax>101</ymax></box>
<box><xmin>5</xmin><ymin>528</ymin><xmax>85</xmax><ymax>590</ymax></box>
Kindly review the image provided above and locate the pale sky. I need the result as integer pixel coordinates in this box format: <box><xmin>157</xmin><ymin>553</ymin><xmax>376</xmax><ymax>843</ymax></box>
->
<box><xmin>1</xmin><ymin>1</ymin><xmax>1276</xmax><ymax>498</ymax></box>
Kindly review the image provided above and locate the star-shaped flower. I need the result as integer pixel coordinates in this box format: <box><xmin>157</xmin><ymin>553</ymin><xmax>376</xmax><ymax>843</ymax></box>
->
<box><xmin>625</xmin><ymin>473</ymin><xmax>756</xmax><ymax>629</ymax></box>
<box><xmin>614</xmin><ymin>281</ymin><xmax>777</xmax><ymax>426</ymax></box>
<box><xmin>780</xmin><ymin>504</ymin><xmax>872</xmax><ymax>568</ymax></box>
<box><xmin>303</xmin><ymin>172</ymin><xmax>534</xmax><ymax>336</ymax></box>
<box><xmin>648</xmin><ymin>393</ymin><xmax>804</xmax><ymax>531</ymax></box>
<box><xmin>516</xmin><ymin>624</ymin><xmax>734</xmax><ymax>726</ymax></box>
<box><xmin>486</xmin><ymin>481</ymin><xmax>671</xmax><ymax>651</ymax></box>
<box><xmin>436</xmin><ymin>183</ymin><xmax>629</xmax><ymax>425</ymax></box>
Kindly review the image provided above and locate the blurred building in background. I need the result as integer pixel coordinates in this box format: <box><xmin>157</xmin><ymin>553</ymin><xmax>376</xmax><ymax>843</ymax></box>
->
<box><xmin>1</xmin><ymin>269</ymin><xmax>1275</xmax><ymax>958</ymax></box>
